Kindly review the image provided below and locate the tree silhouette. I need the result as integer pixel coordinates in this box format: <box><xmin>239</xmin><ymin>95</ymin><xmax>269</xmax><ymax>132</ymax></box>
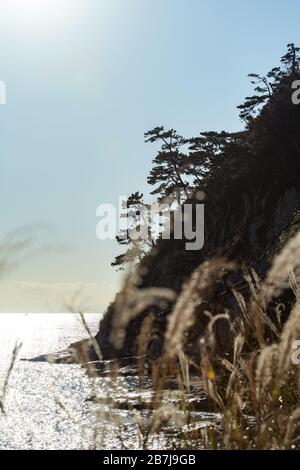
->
<box><xmin>238</xmin><ymin>43</ymin><xmax>300</xmax><ymax>121</ymax></box>
<box><xmin>145</xmin><ymin>127</ymin><xmax>189</xmax><ymax>204</ymax></box>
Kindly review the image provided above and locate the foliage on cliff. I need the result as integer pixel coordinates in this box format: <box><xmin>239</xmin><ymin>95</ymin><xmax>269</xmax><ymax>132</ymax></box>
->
<box><xmin>91</xmin><ymin>44</ymin><xmax>300</xmax><ymax>450</ymax></box>
<box><xmin>112</xmin><ymin>44</ymin><xmax>300</xmax><ymax>273</ymax></box>
<box><xmin>103</xmin><ymin>44</ymin><xmax>300</xmax><ymax>359</ymax></box>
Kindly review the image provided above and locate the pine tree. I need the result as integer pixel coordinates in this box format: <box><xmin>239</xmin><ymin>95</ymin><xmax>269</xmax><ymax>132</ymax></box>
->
<box><xmin>238</xmin><ymin>43</ymin><xmax>300</xmax><ymax>121</ymax></box>
<box><xmin>145</xmin><ymin>127</ymin><xmax>189</xmax><ymax>204</ymax></box>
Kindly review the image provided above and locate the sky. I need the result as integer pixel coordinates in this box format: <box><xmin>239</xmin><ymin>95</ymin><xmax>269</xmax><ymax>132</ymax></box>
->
<box><xmin>0</xmin><ymin>0</ymin><xmax>300</xmax><ymax>312</ymax></box>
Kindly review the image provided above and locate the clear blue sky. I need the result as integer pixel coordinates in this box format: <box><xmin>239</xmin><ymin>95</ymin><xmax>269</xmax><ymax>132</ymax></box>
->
<box><xmin>0</xmin><ymin>0</ymin><xmax>300</xmax><ymax>312</ymax></box>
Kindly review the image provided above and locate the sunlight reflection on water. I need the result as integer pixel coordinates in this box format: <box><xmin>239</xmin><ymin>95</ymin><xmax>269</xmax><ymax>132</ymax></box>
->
<box><xmin>0</xmin><ymin>314</ymin><xmax>217</xmax><ymax>450</ymax></box>
<box><xmin>0</xmin><ymin>314</ymin><xmax>126</xmax><ymax>450</ymax></box>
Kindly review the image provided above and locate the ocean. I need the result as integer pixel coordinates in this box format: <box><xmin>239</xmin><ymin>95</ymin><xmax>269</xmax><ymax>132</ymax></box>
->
<box><xmin>0</xmin><ymin>314</ymin><xmax>140</xmax><ymax>450</ymax></box>
<box><xmin>0</xmin><ymin>314</ymin><xmax>216</xmax><ymax>450</ymax></box>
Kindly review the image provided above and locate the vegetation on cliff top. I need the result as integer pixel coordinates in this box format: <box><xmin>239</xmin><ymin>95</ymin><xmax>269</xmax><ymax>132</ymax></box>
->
<box><xmin>87</xmin><ymin>45</ymin><xmax>300</xmax><ymax>449</ymax></box>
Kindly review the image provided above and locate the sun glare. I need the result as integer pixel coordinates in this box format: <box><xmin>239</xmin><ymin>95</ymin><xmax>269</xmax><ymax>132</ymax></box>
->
<box><xmin>0</xmin><ymin>0</ymin><xmax>80</xmax><ymax>33</ymax></box>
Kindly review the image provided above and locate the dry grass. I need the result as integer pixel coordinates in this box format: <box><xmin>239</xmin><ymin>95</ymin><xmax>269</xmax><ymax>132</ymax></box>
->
<box><xmin>102</xmin><ymin>228</ymin><xmax>300</xmax><ymax>450</ymax></box>
<box><xmin>0</xmin><ymin>342</ymin><xmax>22</xmax><ymax>415</ymax></box>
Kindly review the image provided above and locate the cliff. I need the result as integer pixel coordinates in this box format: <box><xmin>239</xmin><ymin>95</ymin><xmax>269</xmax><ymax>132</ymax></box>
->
<box><xmin>94</xmin><ymin>52</ymin><xmax>300</xmax><ymax>366</ymax></box>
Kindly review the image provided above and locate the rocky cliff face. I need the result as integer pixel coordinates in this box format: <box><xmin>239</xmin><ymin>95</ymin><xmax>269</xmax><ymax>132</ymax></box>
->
<box><xmin>94</xmin><ymin>70</ymin><xmax>300</xmax><ymax>364</ymax></box>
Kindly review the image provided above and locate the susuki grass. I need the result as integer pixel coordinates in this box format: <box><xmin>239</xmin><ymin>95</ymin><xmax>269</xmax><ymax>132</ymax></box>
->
<box><xmin>96</xmin><ymin>227</ymin><xmax>300</xmax><ymax>450</ymax></box>
<box><xmin>0</xmin><ymin>342</ymin><xmax>22</xmax><ymax>415</ymax></box>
